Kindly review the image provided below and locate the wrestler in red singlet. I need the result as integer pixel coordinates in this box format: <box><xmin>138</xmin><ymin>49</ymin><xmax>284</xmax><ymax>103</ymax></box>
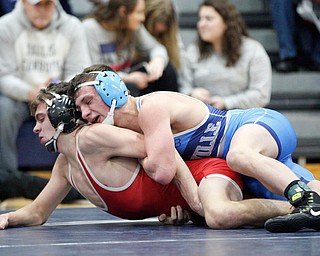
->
<box><xmin>74</xmin><ymin>145</ymin><xmax>243</xmax><ymax>220</ymax></box>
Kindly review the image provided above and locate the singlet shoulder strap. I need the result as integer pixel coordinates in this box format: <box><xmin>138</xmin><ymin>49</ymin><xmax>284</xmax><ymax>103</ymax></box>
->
<box><xmin>136</xmin><ymin>96</ymin><xmax>143</xmax><ymax>112</ymax></box>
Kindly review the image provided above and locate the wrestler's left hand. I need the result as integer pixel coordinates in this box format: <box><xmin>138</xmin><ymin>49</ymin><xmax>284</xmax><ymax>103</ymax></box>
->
<box><xmin>158</xmin><ymin>205</ymin><xmax>191</xmax><ymax>226</ymax></box>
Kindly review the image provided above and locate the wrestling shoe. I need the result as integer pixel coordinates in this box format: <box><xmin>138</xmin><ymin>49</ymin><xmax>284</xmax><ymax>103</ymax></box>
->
<box><xmin>265</xmin><ymin>192</ymin><xmax>320</xmax><ymax>233</ymax></box>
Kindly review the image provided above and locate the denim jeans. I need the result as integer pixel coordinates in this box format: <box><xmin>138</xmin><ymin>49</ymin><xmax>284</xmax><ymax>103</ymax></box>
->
<box><xmin>270</xmin><ymin>0</ymin><xmax>320</xmax><ymax>62</ymax></box>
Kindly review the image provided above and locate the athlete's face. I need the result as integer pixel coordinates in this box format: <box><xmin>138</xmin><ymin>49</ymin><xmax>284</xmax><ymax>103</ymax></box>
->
<box><xmin>126</xmin><ymin>0</ymin><xmax>145</xmax><ymax>31</ymax></box>
<box><xmin>75</xmin><ymin>86</ymin><xmax>109</xmax><ymax>124</ymax></box>
<box><xmin>23</xmin><ymin>0</ymin><xmax>56</xmax><ymax>30</ymax></box>
<box><xmin>33</xmin><ymin>103</ymin><xmax>56</xmax><ymax>144</ymax></box>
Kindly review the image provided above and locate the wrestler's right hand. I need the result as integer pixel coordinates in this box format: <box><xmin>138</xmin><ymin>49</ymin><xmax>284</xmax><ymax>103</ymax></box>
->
<box><xmin>0</xmin><ymin>214</ymin><xmax>9</xmax><ymax>230</ymax></box>
<box><xmin>158</xmin><ymin>205</ymin><xmax>191</xmax><ymax>226</ymax></box>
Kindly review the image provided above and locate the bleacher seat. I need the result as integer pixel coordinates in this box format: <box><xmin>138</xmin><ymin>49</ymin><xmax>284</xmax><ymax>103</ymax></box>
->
<box><xmin>268</xmin><ymin>72</ymin><xmax>320</xmax><ymax>164</ymax></box>
<box><xmin>269</xmin><ymin>72</ymin><xmax>320</xmax><ymax>110</ymax></box>
<box><xmin>280</xmin><ymin>110</ymin><xmax>320</xmax><ymax>165</ymax></box>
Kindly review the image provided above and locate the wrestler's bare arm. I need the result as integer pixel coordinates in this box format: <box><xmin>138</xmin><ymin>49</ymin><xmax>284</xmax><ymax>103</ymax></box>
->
<box><xmin>0</xmin><ymin>155</ymin><xmax>72</xmax><ymax>230</ymax></box>
<box><xmin>136</xmin><ymin>98</ymin><xmax>202</xmax><ymax>216</ymax></box>
<box><xmin>78</xmin><ymin>124</ymin><xmax>147</xmax><ymax>159</ymax></box>
<box><xmin>138</xmin><ymin>99</ymin><xmax>176</xmax><ymax>184</ymax></box>
<box><xmin>173</xmin><ymin>150</ymin><xmax>203</xmax><ymax>216</ymax></box>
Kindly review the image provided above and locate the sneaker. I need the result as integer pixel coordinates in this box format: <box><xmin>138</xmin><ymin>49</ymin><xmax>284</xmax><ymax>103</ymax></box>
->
<box><xmin>265</xmin><ymin>192</ymin><xmax>320</xmax><ymax>233</ymax></box>
<box><xmin>275</xmin><ymin>58</ymin><xmax>298</xmax><ymax>73</ymax></box>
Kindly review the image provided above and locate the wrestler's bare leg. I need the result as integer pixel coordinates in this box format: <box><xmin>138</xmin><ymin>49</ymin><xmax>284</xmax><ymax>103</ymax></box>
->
<box><xmin>198</xmin><ymin>176</ymin><xmax>291</xmax><ymax>229</ymax></box>
<box><xmin>227</xmin><ymin>124</ymin><xmax>299</xmax><ymax>197</ymax></box>
<box><xmin>308</xmin><ymin>180</ymin><xmax>320</xmax><ymax>193</ymax></box>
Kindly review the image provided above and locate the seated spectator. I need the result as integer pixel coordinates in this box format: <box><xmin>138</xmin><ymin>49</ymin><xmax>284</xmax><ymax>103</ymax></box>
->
<box><xmin>0</xmin><ymin>0</ymin><xmax>91</xmax><ymax>173</ymax></box>
<box><xmin>270</xmin><ymin>0</ymin><xmax>320</xmax><ymax>72</ymax></box>
<box><xmin>297</xmin><ymin>0</ymin><xmax>320</xmax><ymax>32</ymax></box>
<box><xmin>143</xmin><ymin>0</ymin><xmax>187</xmax><ymax>91</ymax></box>
<box><xmin>82</xmin><ymin>0</ymin><xmax>179</xmax><ymax>96</ymax></box>
<box><xmin>0</xmin><ymin>0</ymin><xmax>16</xmax><ymax>16</ymax></box>
<box><xmin>180</xmin><ymin>0</ymin><xmax>272</xmax><ymax>110</ymax></box>
<box><xmin>0</xmin><ymin>0</ymin><xmax>73</xmax><ymax>16</ymax></box>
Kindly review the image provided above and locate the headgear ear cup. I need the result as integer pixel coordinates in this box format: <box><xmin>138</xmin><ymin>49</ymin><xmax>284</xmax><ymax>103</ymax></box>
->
<box><xmin>47</xmin><ymin>94</ymin><xmax>79</xmax><ymax>133</ymax></box>
<box><xmin>94</xmin><ymin>71</ymin><xmax>129</xmax><ymax>108</ymax></box>
<box><xmin>74</xmin><ymin>70</ymin><xmax>129</xmax><ymax>125</ymax></box>
<box><xmin>44</xmin><ymin>93</ymin><xmax>81</xmax><ymax>152</ymax></box>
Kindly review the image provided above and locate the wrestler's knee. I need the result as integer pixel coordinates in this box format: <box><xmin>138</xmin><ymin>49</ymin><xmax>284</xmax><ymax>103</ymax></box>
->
<box><xmin>204</xmin><ymin>204</ymin><xmax>238</xmax><ymax>229</ymax></box>
<box><xmin>226</xmin><ymin>149</ymin><xmax>249</xmax><ymax>171</ymax></box>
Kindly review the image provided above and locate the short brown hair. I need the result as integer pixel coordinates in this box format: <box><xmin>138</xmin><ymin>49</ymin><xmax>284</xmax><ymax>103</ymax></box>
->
<box><xmin>29</xmin><ymin>82</ymin><xmax>70</xmax><ymax>116</ymax></box>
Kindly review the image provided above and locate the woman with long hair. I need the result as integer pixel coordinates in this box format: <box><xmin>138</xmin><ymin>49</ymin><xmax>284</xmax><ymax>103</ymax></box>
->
<box><xmin>82</xmin><ymin>0</ymin><xmax>179</xmax><ymax>96</ymax></box>
<box><xmin>143</xmin><ymin>0</ymin><xmax>192</xmax><ymax>94</ymax></box>
<box><xmin>182</xmin><ymin>0</ymin><xmax>272</xmax><ymax>110</ymax></box>
<box><xmin>144</xmin><ymin>0</ymin><xmax>181</xmax><ymax>71</ymax></box>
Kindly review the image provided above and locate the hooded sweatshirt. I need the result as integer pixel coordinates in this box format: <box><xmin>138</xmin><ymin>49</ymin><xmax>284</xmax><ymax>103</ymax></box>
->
<box><xmin>0</xmin><ymin>0</ymin><xmax>91</xmax><ymax>101</ymax></box>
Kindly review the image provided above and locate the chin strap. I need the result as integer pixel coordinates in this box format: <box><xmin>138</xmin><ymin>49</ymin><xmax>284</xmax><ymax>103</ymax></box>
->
<box><xmin>102</xmin><ymin>99</ymin><xmax>117</xmax><ymax>125</ymax></box>
<box><xmin>45</xmin><ymin>124</ymin><xmax>64</xmax><ymax>152</ymax></box>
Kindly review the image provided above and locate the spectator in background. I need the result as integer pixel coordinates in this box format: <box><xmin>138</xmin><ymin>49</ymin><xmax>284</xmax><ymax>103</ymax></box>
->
<box><xmin>0</xmin><ymin>0</ymin><xmax>91</xmax><ymax>173</ymax></box>
<box><xmin>143</xmin><ymin>0</ymin><xmax>187</xmax><ymax>91</ymax></box>
<box><xmin>144</xmin><ymin>0</ymin><xmax>180</xmax><ymax>72</ymax></box>
<box><xmin>270</xmin><ymin>0</ymin><xmax>320</xmax><ymax>72</ymax></box>
<box><xmin>0</xmin><ymin>0</ymin><xmax>16</xmax><ymax>16</ymax></box>
<box><xmin>297</xmin><ymin>0</ymin><xmax>320</xmax><ymax>32</ymax></box>
<box><xmin>0</xmin><ymin>0</ymin><xmax>73</xmax><ymax>16</ymax></box>
<box><xmin>180</xmin><ymin>0</ymin><xmax>272</xmax><ymax>110</ymax></box>
<box><xmin>82</xmin><ymin>0</ymin><xmax>179</xmax><ymax>96</ymax></box>
<box><xmin>58</xmin><ymin>0</ymin><xmax>72</xmax><ymax>14</ymax></box>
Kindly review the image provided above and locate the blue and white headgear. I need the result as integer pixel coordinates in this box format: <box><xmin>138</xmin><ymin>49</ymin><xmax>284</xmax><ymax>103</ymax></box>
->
<box><xmin>75</xmin><ymin>71</ymin><xmax>129</xmax><ymax>125</ymax></box>
<box><xmin>43</xmin><ymin>92</ymin><xmax>81</xmax><ymax>152</ymax></box>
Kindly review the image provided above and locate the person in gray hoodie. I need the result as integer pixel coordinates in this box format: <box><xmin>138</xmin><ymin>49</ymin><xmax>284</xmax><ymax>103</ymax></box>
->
<box><xmin>0</xmin><ymin>0</ymin><xmax>91</xmax><ymax>173</ymax></box>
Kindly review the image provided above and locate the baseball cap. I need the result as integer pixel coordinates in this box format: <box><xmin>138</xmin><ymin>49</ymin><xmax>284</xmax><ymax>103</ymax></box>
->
<box><xmin>28</xmin><ymin>0</ymin><xmax>54</xmax><ymax>5</ymax></box>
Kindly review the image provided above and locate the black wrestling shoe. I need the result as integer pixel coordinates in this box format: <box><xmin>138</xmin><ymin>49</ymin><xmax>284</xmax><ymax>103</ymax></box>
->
<box><xmin>265</xmin><ymin>192</ymin><xmax>320</xmax><ymax>233</ymax></box>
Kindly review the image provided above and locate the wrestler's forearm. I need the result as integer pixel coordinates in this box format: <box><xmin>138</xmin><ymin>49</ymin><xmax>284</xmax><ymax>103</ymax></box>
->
<box><xmin>173</xmin><ymin>151</ymin><xmax>203</xmax><ymax>216</ymax></box>
<box><xmin>0</xmin><ymin>179</ymin><xmax>65</xmax><ymax>230</ymax></box>
<box><xmin>0</xmin><ymin>205</ymin><xmax>46</xmax><ymax>230</ymax></box>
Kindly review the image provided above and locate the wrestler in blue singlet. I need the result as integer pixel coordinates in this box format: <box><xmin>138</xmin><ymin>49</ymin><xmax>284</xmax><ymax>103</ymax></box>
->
<box><xmin>141</xmin><ymin>97</ymin><xmax>316</xmax><ymax>201</ymax></box>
